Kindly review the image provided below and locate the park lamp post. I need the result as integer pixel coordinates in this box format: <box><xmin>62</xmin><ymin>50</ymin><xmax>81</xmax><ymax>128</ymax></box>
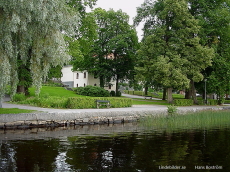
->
<box><xmin>204</xmin><ymin>79</ymin><xmax>207</xmax><ymax>104</ymax></box>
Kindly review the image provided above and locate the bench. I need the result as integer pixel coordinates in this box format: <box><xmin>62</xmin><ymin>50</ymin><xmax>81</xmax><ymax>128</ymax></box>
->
<box><xmin>144</xmin><ymin>96</ymin><xmax>152</xmax><ymax>99</ymax></box>
<box><xmin>153</xmin><ymin>92</ymin><xmax>159</xmax><ymax>97</ymax></box>
<box><xmin>96</xmin><ymin>100</ymin><xmax>111</xmax><ymax>109</ymax></box>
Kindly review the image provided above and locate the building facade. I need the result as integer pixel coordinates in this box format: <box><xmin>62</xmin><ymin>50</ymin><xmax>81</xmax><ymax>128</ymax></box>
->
<box><xmin>61</xmin><ymin>65</ymin><xmax>116</xmax><ymax>91</ymax></box>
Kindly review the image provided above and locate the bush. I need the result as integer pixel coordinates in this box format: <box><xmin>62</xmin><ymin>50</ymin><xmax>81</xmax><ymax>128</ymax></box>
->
<box><xmin>116</xmin><ymin>91</ymin><xmax>122</xmax><ymax>97</ymax></box>
<box><xmin>134</xmin><ymin>91</ymin><xmax>144</xmax><ymax>96</ymax></box>
<box><xmin>74</xmin><ymin>85</ymin><xmax>110</xmax><ymax>97</ymax></box>
<box><xmin>14</xmin><ymin>95</ymin><xmax>132</xmax><ymax>109</ymax></box>
<box><xmin>12</xmin><ymin>93</ymin><xmax>26</xmax><ymax>102</ymax></box>
<box><xmin>208</xmin><ymin>99</ymin><xmax>218</xmax><ymax>105</ymax></box>
<box><xmin>110</xmin><ymin>90</ymin><xmax>116</xmax><ymax>97</ymax></box>
<box><xmin>197</xmin><ymin>99</ymin><xmax>205</xmax><ymax>105</ymax></box>
<box><xmin>173</xmin><ymin>99</ymin><xmax>193</xmax><ymax>106</ymax></box>
<box><xmin>197</xmin><ymin>99</ymin><xmax>219</xmax><ymax>105</ymax></box>
<box><xmin>67</xmin><ymin>97</ymin><xmax>132</xmax><ymax>109</ymax></box>
<box><xmin>167</xmin><ymin>105</ymin><xmax>177</xmax><ymax>115</ymax></box>
<box><xmin>18</xmin><ymin>96</ymin><xmax>68</xmax><ymax>108</ymax></box>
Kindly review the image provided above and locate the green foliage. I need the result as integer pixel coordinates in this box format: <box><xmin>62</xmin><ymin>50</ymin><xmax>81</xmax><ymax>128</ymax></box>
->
<box><xmin>167</xmin><ymin>105</ymin><xmax>178</xmax><ymax>115</ymax></box>
<box><xmin>0</xmin><ymin>0</ymin><xmax>80</xmax><ymax>102</ymax></box>
<box><xmin>115</xmin><ymin>91</ymin><xmax>122</xmax><ymax>97</ymax></box>
<box><xmin>110</xmin><ymin>90</ymin><xmax>116</xmax><ymax>97</ymax></box>
<box><xmin>72</xmin><ymin>8</ymin><xmax>139</xmax><ymax>90</ymax></box>
<box><xmin>67</xmin><ymin>97</ymin><xmax>132</xmax><ymax>109</ymax></box>
<box><xmin>173</xmin><ymin>99</ymin><xmax>193</xmax><ymax>106</ymax></box>
<box><xmin>18</xmin><ymin>96</ymin><xmax>68</xmax><ymax>108</ymax></box>
<box><xmin>15</xmin><ymin>96</ymin><xmax>132</xmax><ymax>109</ymax></box>
<box><xmin>134</xmin><ymin>0</ymin><xmax>214</xmax><ymax>103</ymax></box>
<box><xmin>12</xmin><ymin>93</ymin><xmax>26</xmax><ymax>102</ymax></box>
<box><xmin>17</xmin><ymin>58</ymin><xmax>33</xmax><ymax>93</ymax></box>
<box><xmin>74</xmin><ymin>85</ymin><xmax>110</xmax><ymax>97</ymax></box>
<box><xmin>197</xmin><ymin>99</ymin><xmax>219</xmax><ymax>105</ymax></box>
<box><xmin>189</xmin><ymin>1</ymin><xmax>230</xmax><ymax>99</ymax></box>
<box><xmin>47</xmin><ymin>65</ymin><xmax>63</xmax><ymax>80</ymax></box>
<box><xmin>197</xmin><ymin>99</ymin><xmax>205</xmax><ymax>105</ymax></box>
<box><xmin>208</xmin><ymin>99</ymin><xmax>219</xmax><ymax>106</ymax></box>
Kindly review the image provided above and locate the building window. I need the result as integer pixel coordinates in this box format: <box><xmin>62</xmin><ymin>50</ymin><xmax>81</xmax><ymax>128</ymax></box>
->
<box><xmin>84</xmin><ymin>83</ymin><xmax>86</xmax><ymax>87</ymax></box>
<box><xmin>76</xmin><ymin>73</ymin><xmax>79</xmax><ymax>79</ymax></box>
<box><xmin>84</xmin><ymin>72</ymin><xmax>86</xmax><ymax>78</ymax></box>
<box><xmin>109</xmin><ymin>84</ymin><xmax>112</xmax><ymax>89</ymax></box>
<box><xmin>76</xmin><ymin>84</ymin><xmax>78</xmax><ymax>87</ymax></box>
<box><xmin>94</xmin><ymin>83</ymin><xmax>97</xmax><ymax>86</ymax></box>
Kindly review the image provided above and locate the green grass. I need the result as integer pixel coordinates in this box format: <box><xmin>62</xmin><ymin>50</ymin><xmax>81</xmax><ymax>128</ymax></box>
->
<box><xmin>225</xmin><ymin>100</ymin><xmax>230</xmax><ymax>104</ymax></box>
<box><xmin>29</xmin><ymin>86</ymin><xmax>84</xmax><ymax>98</ymax></box>
<box><xmin>0</xmin><ymin>108</ymin><xmax>37</xmax><ymax>114</ymax></box>
<box><xmin>13</xmin><ymin>86</ymin><xmax>132</xmax><ymax>109</ymax></box>
<box><xmin>148</xmin><ymin>92</ymin><xmax>185</xmax><ymax>99</ymax></box>
<box><xmin>140</xmin><ymin>110</ymin><xmax>230</xmax><ymax>132</ymax></box>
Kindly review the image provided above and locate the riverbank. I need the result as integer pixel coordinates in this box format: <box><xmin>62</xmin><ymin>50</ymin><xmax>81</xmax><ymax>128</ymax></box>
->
<box><xmin>1</xmin><ymin>99</ymin><xmax>230</xmax><ymax>129</ymax></box>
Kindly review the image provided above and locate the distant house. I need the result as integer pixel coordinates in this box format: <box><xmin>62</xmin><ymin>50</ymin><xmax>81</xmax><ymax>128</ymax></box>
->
<box><xmin>61</xmin><ymin>65</ymin><xmax>116</xmax><ymax>91</ymax></box>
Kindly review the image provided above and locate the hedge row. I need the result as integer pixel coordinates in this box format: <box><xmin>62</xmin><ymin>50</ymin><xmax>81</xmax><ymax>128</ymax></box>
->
<box><xmin>67</xmin><ymin>97</ymin><xmax>132</xmax><ymax>109</ymax></box>
<box><xmin>17</xmin><ymin>96</ymin><xmax>68</xmax><ymax>108</ymax></box>
<box><xmin>175</xmin><ymin>99</ymin><xmax>219</xmax><ymax>106</ymax></box>
<box><xmin>74</xmin><ymin>85</ymin><xmax>110</xmax><ymax>97</ymax></box>
<box><xmin>16</xmin><ymin>96</ymin><xmax>132</xmax><ymax>109</ymax></box>
<box><xmin>173</xmin><ymin>99</ymin><xmax>193</xmax><ymax>106</ymax></box>
<box><xmin>197</xmin><ymin>99</ymin><xmax>219</xmax><ymax>105</ymax></box>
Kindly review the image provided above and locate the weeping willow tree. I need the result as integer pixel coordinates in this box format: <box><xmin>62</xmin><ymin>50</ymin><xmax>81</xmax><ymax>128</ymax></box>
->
<box><xmin>0</xmin><ymin>0</ymin><xmax>81</xmax><ymax>107</ymax></box>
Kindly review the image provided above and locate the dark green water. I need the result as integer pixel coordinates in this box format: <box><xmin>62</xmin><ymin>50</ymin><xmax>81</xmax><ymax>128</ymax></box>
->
<box><xmin>0</xmin><ymin>124</ymin><xmax>230</xmax><ymax>172</ymax></box>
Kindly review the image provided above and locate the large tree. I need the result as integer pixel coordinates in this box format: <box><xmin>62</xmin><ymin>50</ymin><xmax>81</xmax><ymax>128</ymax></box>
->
<box><xmin>0</xmin><ymin>0</ymin><xmax>81</xmax><ymax>107</ymax></box>
<box><xmin>188</xmin><ymin>0</ymin><xmax>230</xmax><ymax>102</ymax></box>
<box><xmin>72</xmin><ymin>8</ymin><xmax>139</xmax><ymax>94</ymax></box>
<box><xmin>135</xmin><ymin>0</ymin><xmax>214</xmax><ymax>103</ymax></box>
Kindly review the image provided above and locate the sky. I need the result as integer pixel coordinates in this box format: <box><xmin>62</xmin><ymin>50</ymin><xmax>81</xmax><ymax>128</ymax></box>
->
<box><xmin>88</xmin><ymin>0</ymin><xmax>145</xmax><ymax>40</ymax></box>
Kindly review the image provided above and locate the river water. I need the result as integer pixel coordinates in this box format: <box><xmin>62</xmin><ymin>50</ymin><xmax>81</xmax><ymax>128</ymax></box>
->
<box><xmin>0</xmin><ymin>123</ymin><xmax>229</xmax><ymax>172</ymax></box>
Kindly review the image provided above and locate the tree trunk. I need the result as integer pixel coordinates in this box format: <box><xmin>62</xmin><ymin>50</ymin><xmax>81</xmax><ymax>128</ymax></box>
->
<box><xmin>99</xmin><ymin>76</ymin><xmax>104</xmax><ymax>88</ymax></box>
<box><xmin>185</xmin><ymin>89</ymin><xmax>192</xmax><ymax>99</ymax></box>
<box><xmin>144</xmin><ymin>86</ymin><xmax>148</xmax><ymax>96</ymax></box>
<box><xmin>162</xmin><ymin>88</ymin><xmax>167</xmax><ymax>100</ymax></box>
<box><xmin>190</xmin><ymin>80</ymin><xmax>198</xmax><ymax>104</ymax></box>
<box><xmin>0</xmin><ymin>97</ymin><xmax>2</xmax><ymax>108</ymax></box>
<box><xmin>17</xmin><ymin>85</ymin><xmax>29</xmax><ymax>96</ymax></box>
<box><xmin>167</xmin><ymin>87</ymin><xmax>173</xmax><ymax>104</ymax></box>
<box><xmin>17</xmin><ymin>85</ymin><xmax>25</xmax><ymax>94</ymax></box>
<box><xmin>116</xmin><ymin>77</ymin><xmax>119</xmax><ymax>96</ymax></box>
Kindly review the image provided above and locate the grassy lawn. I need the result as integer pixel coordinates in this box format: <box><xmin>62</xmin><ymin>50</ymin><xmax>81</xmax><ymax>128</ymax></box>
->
<box><xmin>29</xmin><ymin>86</ymin><xmax>84</xmax><ymax>97</ymax></box>
<box><xmin>153</xmin><ymin>92</ymin><xmax>185</xmax><ymax>99</ymax></box>
<box><xmin>12</xmin><ymin>86</ymin><xmax>189</xmax><ymax>108</ymax></box>
<box><xmin>0</xmin><ymin>108</ymin><xmax>37</xmax><ymax>114</ymax></box>
<box><xmin>28</xmin><ymin>86</ymin><xmax>175</xmax><ymax>106</ymax></box>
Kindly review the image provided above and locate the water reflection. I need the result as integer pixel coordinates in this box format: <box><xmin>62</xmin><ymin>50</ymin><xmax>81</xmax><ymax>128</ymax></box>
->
<box><xmin>0</xmin><ymin>124</ymin><xmax>230</xmax><ymax>171</ymax></box>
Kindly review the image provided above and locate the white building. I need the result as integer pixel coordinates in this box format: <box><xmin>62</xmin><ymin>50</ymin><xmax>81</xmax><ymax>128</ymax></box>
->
<box><xmin>61</xmin><ymin>65</ymin><xmax>116</xmax><ymax>91</ymax></box>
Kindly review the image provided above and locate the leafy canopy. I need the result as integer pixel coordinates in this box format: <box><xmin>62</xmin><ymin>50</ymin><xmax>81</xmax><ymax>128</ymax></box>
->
<box><xmin>0</xmin><ymin>0</ymin><xmax>80</xmax><ymax>102</ymax></box>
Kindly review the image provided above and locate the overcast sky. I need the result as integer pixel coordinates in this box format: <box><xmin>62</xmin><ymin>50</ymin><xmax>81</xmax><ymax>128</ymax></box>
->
<box><xmin>89</xmin><ymin>0</ymin><xmax>145</xmax><ymax>40</ymax></box>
